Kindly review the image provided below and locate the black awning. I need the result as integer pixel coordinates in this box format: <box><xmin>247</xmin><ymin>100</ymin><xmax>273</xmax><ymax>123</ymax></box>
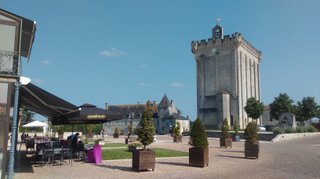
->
<box><xmin>52</xmin><ymin>103</ymin><xmax>122</xmax><ymax>125</ymax></box>
<box><xmin>20</xmin><ymin>83</ymin><xmax>78</xmax><ymax>118</ymax></box>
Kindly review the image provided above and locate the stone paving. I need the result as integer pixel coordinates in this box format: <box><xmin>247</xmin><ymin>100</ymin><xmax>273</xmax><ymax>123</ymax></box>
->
<box><xmin>13</xmin><ymin>134</ymin><xmax>320</xmax><ymax>179</ymax></box>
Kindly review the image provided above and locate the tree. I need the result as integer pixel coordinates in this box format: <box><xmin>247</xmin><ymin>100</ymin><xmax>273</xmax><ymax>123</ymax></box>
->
<box><xmin>221</xmin><ymin>118</ymin><xmax>230</xmax><ymax>139</ymax></box>
<box><xmin>244</xmin><ymin>97</ymin><xmax>264</xmax><ymax>121</ymax></box>
<box><xmin>189</xmin><ymin>118</ymin><xmax>208</xmax><ymax>149</ymax></box>
<box><xmin>295</xmin><ymin>97</ymin><xmax>320</xmax><ymax>122</ymax></box>
<box><xmin>270</xmin><ymin>93</ymin><xmax>294</xmax><ymax>120</ymax></box>
<box><xmin>136</xmin><ymin>101</ymin><xmax>156</xmax><ymax>150</ymax></box>
<box><xmin>173</xmin><ymin>121</ymin><xmax>181</xmax><ymax>136</ymax></box>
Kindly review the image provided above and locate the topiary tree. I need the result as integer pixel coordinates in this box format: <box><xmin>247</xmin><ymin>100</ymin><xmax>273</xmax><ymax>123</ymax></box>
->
<box><xmin>136</xmin><ymin>101</ymin><xmax>156</xmax><ymax>150</ymax></box>
<box><xmin>173</xmin><ymin>121</ymin><xmax>181</xmax><ymax>137</ymax></box>
<box><xmin>244</xmin><ymin>122</ymin><xmax>258</xmax><ymax>144</ymax></box>
<box><xmin>189</xmin><ymin>118</ymin><xmax>208</xmax><ymax>149</ymax></box>
<box><xmin>245</xmin><ymin>97</ymin><xmax>264</xmax><ymax>121</ymax></box>
<box><xmin>114</xmin><ymin>127</ymin><xmax>120</xmax><ymax>137</ymax></box>
<box><xmin>221</xmin><ymin>118</ymin><xmax>230</xmax><ymax>139</ymax></box>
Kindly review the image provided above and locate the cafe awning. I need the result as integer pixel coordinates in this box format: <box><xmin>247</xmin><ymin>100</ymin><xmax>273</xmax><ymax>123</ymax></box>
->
<box><xmin>20</xmin><ymin>83</ymin><xmax>78</xmax><ymax>119</ymax></box>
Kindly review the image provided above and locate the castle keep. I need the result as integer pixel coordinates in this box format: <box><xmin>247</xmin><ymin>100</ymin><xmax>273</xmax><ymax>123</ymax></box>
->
<box><xmin>191</xmin><ymin>22</ymin><xmax>262</xmax><ymax>129</ymax></box>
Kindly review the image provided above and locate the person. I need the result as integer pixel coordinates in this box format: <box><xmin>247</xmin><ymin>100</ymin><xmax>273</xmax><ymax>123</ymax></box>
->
<box><xmin>20</xmin><ymin>132</ymin><xmax>26</xmax><ymax>143</ymax></box>
<box><xmin>100</xmin><ymin>128</ymin><xmax>105</xmax><ymax>139</ymax></box>
<box><xmin>68</xmin><ymin>133</ymin><xmax>79</xmax><ymax>154</ymax></box>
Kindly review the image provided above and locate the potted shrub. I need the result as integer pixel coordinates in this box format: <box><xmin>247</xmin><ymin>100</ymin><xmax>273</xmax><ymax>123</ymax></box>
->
<box><xmin>244</xmin><ymin>121</ymin><xmax>259</xmax><ymax>159</ymax></box>
<box><xmin>233</xmin><ymin>120</ymin><xmax>240</xmax><ymax>142</ymax></box>
<box><xmin>220</xmin><ymin>118</ymin><xmax>232</xmax><ymax>148</ymax></box>
<box><xmin>128</xmin><ymin>142</ymin><xmax>142</xmax><ymax>152</ymax></box>
<box><xmin>113</xmin><ymin>127</ymin><xmax>120</xmax><ymax>138</ymax></box>
<box><xmin>132</xmin><ymin>101</ymin><xmax>156</xmax><ymax>172</ymax></box>
<box><xmin>173</xmin><ymin>121</ymin><xmax>182</xmax><ymax>143</ymax></box>
<box><xmin>189</xmin><ymin>118</ymin><xmax>209</xmax><ymax>167</ymax></box>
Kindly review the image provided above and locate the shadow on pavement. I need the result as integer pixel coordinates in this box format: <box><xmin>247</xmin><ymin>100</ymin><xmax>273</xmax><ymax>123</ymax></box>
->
<box><xmin>157</xmin><ymin>161</ymin><xmax>189</xmax><ymax>167</ymax></box>
<box><xmin>96</xmin><ymin>163</ymin><xmax>135</xmax><ymax>172</ymax></box>
<box><xmin>221</xmin><ymin>150</ymin><xmax>244</xmax><ymax>153</ymax></box>
<box><xmin>14</xmin><ymin>150</ymin><xmax>34</xmax><ymax>173</ymax></box>
<box><xmin>215</xmin><ymin>154</ymin><xmax>245</xmax><ymax>159</ymax></box>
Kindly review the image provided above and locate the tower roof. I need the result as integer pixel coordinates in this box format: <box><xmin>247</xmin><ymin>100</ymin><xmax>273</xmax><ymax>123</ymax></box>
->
<box><xmin>158</xmin><ymin>94</ymin><xmax>171</xmax><ymax>108</ymax></box>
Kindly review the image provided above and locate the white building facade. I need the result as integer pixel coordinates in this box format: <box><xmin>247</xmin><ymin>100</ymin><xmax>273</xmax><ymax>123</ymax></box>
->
<box><xmin>191</xmin><ymin>23</ymin><xmax>262</xmax><ymax>129</ymax></box>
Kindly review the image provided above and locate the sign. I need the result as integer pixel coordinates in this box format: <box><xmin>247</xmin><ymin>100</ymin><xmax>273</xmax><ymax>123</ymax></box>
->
<box><xmin>86</xmin><ymin>115</ymin><xmax>106</xmax><ymax>119</ymax></box>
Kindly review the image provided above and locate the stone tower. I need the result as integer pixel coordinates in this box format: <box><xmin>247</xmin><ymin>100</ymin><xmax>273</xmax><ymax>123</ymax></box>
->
<box><xmin>191</xmin><ymin>22</ymin><xmax>262</xmax><ymax>129</ymax></box>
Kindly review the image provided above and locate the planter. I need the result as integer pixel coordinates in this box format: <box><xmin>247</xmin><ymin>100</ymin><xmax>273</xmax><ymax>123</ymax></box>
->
<box><xmin>173</xmin><ymin>135</ymin><xmax>182</xmax><ymax>143</ymax></box>
<box><xmin>189</xmin><ymin>147</ymin><xmax>209</xmax><ymax>167</ymax></box>
<box><xmin>132</xmin><ymin>149</ymin><xmax>155</xmax><ymax>172</ymax></box>
<box><xmin>220</xmin><ymin>137</ymin><xmax>232</xmax><ymax>148</ymax></box>
<box><xmin>125</xmin><ymin>138</ymin><xmax>128</xmax><ymax>144</ymax></box>
<box><xmin>128</xmin><ymin>145</ymin><xmax>137</xmax><ymax>152</ymax></box>
<box><xmin>245</xmin><ymin>141</ymin><xmax>259</xmax><ymax>159</ymax></box>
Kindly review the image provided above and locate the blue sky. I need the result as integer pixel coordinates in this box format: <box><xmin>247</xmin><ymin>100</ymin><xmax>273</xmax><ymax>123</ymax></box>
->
<box><xmin>1</xmin><ymin>0</ymin><xmax>320</xmax><ymax>120</ymax></box>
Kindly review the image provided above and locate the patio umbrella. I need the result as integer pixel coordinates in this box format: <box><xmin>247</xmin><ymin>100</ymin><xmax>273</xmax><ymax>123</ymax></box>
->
<box><xmin>51</xmin><ymin>103</ymin><xmax>122</xmax><ymax>125</ymax></box>
<box><xmin>23</xmin><ymin>120</ymin><xmax>48</xmax><ymax>136</ymax></box>
<box><xmin>23</xmin><ymin>120</ymin><xmax>47</xmax><ymax>128</ymax></box>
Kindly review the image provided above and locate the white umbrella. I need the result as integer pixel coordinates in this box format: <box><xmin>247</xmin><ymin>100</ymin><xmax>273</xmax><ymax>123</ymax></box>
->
<box><xmin>23</xmin><ymin>120</ymin><xmax>48</xmax><ymax>136</ymax></box>
<box><xmin>23</xmin><ymin>120</ymin><xmax>47</xmax><ymax>127</ymax></box>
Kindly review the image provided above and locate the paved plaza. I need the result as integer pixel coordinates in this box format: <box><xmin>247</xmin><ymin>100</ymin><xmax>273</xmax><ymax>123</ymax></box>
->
<box><xmin>13</xmin><ymin>134</ymin><xmax>320</xmax><ymax>179</ymax></box>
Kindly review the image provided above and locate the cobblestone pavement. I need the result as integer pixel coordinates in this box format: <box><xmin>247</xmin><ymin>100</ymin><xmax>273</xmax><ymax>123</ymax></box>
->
<box><xmin>13</xmin><ymin>134</ymin><xmax>320</xmax><ymax>179</ymax></box>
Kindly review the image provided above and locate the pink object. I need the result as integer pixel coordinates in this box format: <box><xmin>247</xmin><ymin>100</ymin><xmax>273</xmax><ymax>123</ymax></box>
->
<box><xmin>93</xmin><ymin>144</ymin><xmax>102</xmax><ymax>164</ymax></box>
<box><xmin>86</xmin><ymin>149</ymin><xmax>95</xmax><ymax>163</ymax></box>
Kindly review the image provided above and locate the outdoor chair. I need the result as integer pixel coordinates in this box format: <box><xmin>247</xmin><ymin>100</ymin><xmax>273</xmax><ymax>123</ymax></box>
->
<box><xmin>25</xmin><ymin>139</ymin><xmax>35</xmax><ymax>154</ymax></box>
<box><xmin>60</xmin><ymin>147</ymin><xmax>73</xmax><ymax>166</ymax></box>
<box><xmin>41</xmin><ymin>146</ymin><xmax>54</xmax><ymax>167</ymax></box>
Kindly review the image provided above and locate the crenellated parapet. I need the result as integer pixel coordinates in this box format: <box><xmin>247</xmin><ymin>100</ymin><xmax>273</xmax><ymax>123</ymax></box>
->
<box><xmin>191</xmin><ymin>32</ymin><xmax>262</xmax><ymax>59</ymax></box>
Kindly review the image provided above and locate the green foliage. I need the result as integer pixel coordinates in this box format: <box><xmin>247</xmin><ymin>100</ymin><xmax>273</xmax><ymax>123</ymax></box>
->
<box><xmin>272</xmin><ymin>127</ymin><xmax>283</xmax><ymax>135</ymax></box>
<box><xmin>173</xmin><ymin>121</ymin><xmax>181</xmax><ymax>136</ymax></box>
<box><xmin>136</xmin><ymin>101</ymin><xmax>156</xmax><ymax>150</ymax></box>
<box><xmin>270</xmin><ymin>93</ymin><xmax>294</xmax><ymax>120</ymax></box>
<box><xmin>284</xmin><ymin>127</ymin><xmax>294</xmax><ymax>133</ymax></box>
<box><xmin>295</xmin><ymin>97</ymin><xmax>320</xmax><ymax>122</ymax></box>
<box><xmin>244</xmin><ymin>122</ymin><xmax>258</xmax><ymax>144</ymax></box>
<box><xmin>189</xmin><ymin>118</ymin><xmax>208</xmax><ymax>149</ymax></box>
<box><xmin>114</xmin><ymin>127</ymin><xmax>120</xmax><ymax>136</ymax></box>
<box><xmin>57</xmin><ymin>127</ymin><xmax>64</xmax><ymax>134</ymax></box>
<box><xmin>233</xmin><ymin>120</ymin><xmax>239</xmax><ymax>135</ymax></box>
<box><xmin>244</xmin><ymin>97</ymin><xmax>264</xmax><ymax>120</ymax></box>
<box><xmin>307</xmin><ymin>126</ymin><xmax>318</xmax><ymax>132</ymax></box>
<box><xmin>221</xmin><ymin>118</ymin><xmax>230</xmax><ymax>139</ymax></box>
<box><xmin>295</xmin><ymin>126</ymin><xmax>306</xmax><ymax>133</ymax></box>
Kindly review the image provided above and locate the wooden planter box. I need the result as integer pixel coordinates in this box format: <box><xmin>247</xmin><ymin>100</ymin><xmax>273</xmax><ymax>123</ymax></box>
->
<box><xmin>220</xmin><ymin>137</ymin><xmax>232</xmax><ymax>148</ymax></box>
<box><xmin>189</xmin><ymin>147</ymin><xmax>209</xmax><ymax>167</ymax></box>
<box><xmin>173</xmin><ymin>135</ymin><xmax>182</xmax><ymax>143</ymax></box>
<box><xmin>245</xmin><ymin>141</ymin><xmax>259</xmax><ymax>159</ymax></box>
<box><xmin>132</xmin><ymin>149</ymin><xmax>155</xmax><ymax>172</ymax></box>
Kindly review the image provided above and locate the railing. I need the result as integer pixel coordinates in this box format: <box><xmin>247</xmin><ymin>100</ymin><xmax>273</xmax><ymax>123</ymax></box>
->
<box><xmin>0</xmin><ymin>50</ymin><xmax>18</xmax><ymax>76</ymax></box>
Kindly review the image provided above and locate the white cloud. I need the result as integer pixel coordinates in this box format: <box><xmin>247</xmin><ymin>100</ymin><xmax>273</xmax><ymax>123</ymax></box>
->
<box><xmin>42</xmin><ymin>60</ymin><xmax>51</xmax><ymax>65</ymax></box>
<box><xmin>171</xmin><ymin>82</ymin><xmax>185</xmax><ymax>87</ymax></box>
<box><xmin>139</xmin><ymin>82</ymin><xmax>152</xmax><ymax>87</ymax></box>
<box><xmin>100</xmin><ymin>48</ymin><xmax>127</xmax><ymax>58</ymax></box>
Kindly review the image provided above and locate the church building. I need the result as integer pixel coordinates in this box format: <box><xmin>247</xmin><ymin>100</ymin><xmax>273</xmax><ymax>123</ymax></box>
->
<box><xmin>191</xmin><ymin>21</ymin><xmax>262</xmax><ymax>129</ymax></box>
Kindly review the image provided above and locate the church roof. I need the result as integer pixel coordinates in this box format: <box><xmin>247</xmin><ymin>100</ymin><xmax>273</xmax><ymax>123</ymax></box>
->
<box><xmin>158</xmin><ymin>94</ymin><xmax>171</xmax><ymax>108</ymax></box>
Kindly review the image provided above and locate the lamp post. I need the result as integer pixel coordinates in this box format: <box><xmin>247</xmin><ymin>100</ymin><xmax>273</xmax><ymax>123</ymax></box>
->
<box><xmin>7</xmin><ymin>76</ymin><xmax>30</xmax><ymax>179</ymax></box>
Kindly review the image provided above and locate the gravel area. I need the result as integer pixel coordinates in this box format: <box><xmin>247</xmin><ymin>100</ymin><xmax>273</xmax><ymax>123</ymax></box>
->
<box><xmin>13</xmin><ymin>134</ymin><xmax>320</xmax><ymax>179</ymax></box>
